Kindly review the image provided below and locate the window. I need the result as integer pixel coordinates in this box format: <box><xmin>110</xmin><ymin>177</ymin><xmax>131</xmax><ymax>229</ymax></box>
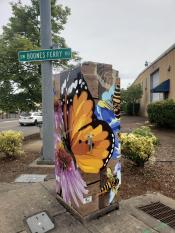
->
<box><xmin>150</xmin><ymin>70</ymin><xmax>160</xmax><ymax>102</ymax></box>
<box><xmin>33</xmin><ymin>112</ymin><xmax>42</xmax><ymax>116</ymax></box>
<box><xmin>20</xmin><ymin>112</ymin><xmax>31</xmax><ymax>117</ymax></box>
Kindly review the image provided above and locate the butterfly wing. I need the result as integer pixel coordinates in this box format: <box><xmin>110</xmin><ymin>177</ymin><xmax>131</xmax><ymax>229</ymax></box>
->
<box><xmin>71</xmin><ymin>120</ymin><xmax>114</xmax><ymax>173</ymax></box>
<box><xmin>61</xmin><ymin>71</ymin><xmax>114</xmax><ymax>173</ymax></box>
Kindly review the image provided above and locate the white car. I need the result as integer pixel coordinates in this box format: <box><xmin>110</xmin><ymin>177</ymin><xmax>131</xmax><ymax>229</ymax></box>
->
<box><xmin>19</xmin><ymin>112</ymin><xmax>42</xmax><ymax>126</ymax></box>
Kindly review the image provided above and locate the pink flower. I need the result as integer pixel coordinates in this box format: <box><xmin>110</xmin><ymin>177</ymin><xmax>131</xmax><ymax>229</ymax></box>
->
<box><xmin>55</xmin><ymin>148</ymin><xmax>88</xmax><ymax>207</ymax></box>
<box><xmin>54</xmin><ymin>99</ymin><xmax>62</xmax><ymax>145</ymax></box>
<box><xmin>54</xmin><ymin>101</ymin><xmax>88</xmax><ymax>207</ymax></box>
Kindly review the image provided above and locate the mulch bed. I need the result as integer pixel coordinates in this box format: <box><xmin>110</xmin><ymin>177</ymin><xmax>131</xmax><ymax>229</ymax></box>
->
<box><xmin>0</xmin><ymin>150</ymin><xmax>175</xmax><ymax>201</ymax></box>
<box><xmin>121</xmin><ymin>158</ymin><xmax>175</xmax><ymax>200</ymax></box>
<box><xmin>120</xmin><ymin>116</ymin><xmax>175</xmax><ymax>200</ymax></box>
<box><xmin>0</xmin><ymin>152</ymin><xmax>54</xmax><ymax>183</ymax></box>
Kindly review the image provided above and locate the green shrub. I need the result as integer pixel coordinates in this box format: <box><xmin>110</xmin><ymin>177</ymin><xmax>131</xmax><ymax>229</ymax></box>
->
<box><xmin>0</xmin><ymin>130</ymin><xmax>24</xmax><ymax>158</ymax></box>
<box><xmin>121</xmin><ymin>133</ymin><xmax>155</xmax><ymax>167</ymax></box>
<box><xmin>147</xmin><ymin>99</ymin><xmax>175</xmax><ymax>127</ymax></box>
<box><xmin>132</xmin><ymin>126</ymin><xmax>159</xmax><ymax>145</ymax></box>
<box><xmin>126</xmin><ymin>102</ymin><xmax>140</xmax><ymax>115</ymax></box>
<box><xmin>121</xmin><ymin>102</ymin><xmax>127</xmax><ymax>113</ymax></box>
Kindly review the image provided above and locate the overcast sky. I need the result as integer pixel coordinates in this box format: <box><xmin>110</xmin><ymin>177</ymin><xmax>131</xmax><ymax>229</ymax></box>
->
<box><xmin>1</xmin><ymin>0</ymin><xmax>175</xmax><ymax>88</ymax></box>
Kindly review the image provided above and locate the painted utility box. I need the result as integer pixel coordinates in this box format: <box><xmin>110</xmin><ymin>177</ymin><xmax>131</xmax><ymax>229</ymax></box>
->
<box><xmin>54</xmin><ymin>62</ymin><xmax>121</xmax><ymax>221</ymax></box>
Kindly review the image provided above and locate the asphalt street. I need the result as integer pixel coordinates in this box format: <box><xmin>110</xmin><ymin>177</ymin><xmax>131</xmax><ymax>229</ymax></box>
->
<box><xmin>0</xmin><ymin>118</ymin><xmax>39</xmax><ymax>137</ymax></box>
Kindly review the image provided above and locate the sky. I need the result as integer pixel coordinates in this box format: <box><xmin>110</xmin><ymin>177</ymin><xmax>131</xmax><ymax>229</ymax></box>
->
<box><xmin>1</xmin><ymin>0</ymin><xmax>175</xmax><ymax>88</ymax></box>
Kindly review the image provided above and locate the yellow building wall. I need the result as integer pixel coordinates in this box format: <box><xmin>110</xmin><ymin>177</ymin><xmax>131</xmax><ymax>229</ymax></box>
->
<box><xmin>133</xmin><ymin>49</ymin><xmax>175</xmax><ymax>116</ymax></box>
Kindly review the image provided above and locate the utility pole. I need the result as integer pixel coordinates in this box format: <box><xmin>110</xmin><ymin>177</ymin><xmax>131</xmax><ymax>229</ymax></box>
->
<box><xmin>39</xmin><ymin>0</ymin><xmax>54</xmax><ymax>163</ymax></box>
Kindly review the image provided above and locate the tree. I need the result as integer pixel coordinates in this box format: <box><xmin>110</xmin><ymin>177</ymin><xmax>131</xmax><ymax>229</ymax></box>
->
<box><xmin>121</xmin><ymin>88</ymin><xmax>128</xmax><ymax>103</ymax></box>
<box><xmin>0</xmin><ymin>34</ymin><xmax>40</xmax><ymax>112</ymax></box>
<box><xmin>0</xmin><ymin>0</ymin><xmax>78</xmax><ymax>112</ymax></box>
<box><xmin>121</xmin><ymin>84</ymin><xmax>143</xmax><ymax>115</ymax></box>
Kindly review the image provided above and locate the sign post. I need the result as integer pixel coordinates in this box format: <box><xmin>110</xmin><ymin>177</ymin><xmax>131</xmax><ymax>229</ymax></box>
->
<box><xmin>39</xmin><ymin>0</ymin><xmax>54</xmax><ymax>163</ymax></box>
<box><xmin>18</xmin><ymin>1</ymin><xmax>72</xmax><ymax>163</ymax></box>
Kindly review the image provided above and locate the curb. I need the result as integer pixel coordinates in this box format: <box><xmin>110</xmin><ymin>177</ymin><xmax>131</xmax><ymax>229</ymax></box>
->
<box><xmin>23</xmin><ymin>132</ymin><xmax>40</xmax><ymax>143</ymax></box>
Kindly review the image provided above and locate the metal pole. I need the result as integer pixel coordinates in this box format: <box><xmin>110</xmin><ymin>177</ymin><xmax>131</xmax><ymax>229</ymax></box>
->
<box><xmin>40</xmin><ymin>0</ymin><xmax>54</xmax><ymax>162</ymax></box>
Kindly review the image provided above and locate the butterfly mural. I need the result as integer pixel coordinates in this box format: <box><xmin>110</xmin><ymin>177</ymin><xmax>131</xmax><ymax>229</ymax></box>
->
<box><xmin>60</xmin><ymin>70</ymin><xmax>115</xmax><ymax>173</ymax></box>
<box><xmin>94</xmin><ymin>85</ymin><xmax>121</xmax><ymax>159</ymax></box>
<box><xmin>54</xmin><ymin>67</ymin><xmax>117</xmax><ymax>207</ymax></box>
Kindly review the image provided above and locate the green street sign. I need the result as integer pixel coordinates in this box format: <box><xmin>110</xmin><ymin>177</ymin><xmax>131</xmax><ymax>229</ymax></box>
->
<box><xmin>18</xmin><ymin>48</ymin><xmax>72</xmax><ymax>62</ymax></box>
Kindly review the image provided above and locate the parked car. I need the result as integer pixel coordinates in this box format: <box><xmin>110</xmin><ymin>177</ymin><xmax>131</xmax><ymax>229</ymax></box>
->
<box><xmin>19</xmin><ymin>112</ymin><xmax>42</xmax><ymax>126</ymax></box>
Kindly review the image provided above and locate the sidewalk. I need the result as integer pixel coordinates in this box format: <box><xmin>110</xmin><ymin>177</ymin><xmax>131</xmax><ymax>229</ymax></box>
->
<box><xmin>1</xmin><ymin>116</ymin><xmax>175</xmax><ymax>233</ymax></box>
<box><xmin>0</xmin><ymin>179</ymin><xmax>175</xmax><ymax>233</ymax></box>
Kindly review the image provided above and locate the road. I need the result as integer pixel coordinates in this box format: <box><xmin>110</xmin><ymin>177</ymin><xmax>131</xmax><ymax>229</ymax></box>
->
<box><xmin>0</xmin><ymin>119</ymin><xmax>40</xmax><ymax>137</ymax></box>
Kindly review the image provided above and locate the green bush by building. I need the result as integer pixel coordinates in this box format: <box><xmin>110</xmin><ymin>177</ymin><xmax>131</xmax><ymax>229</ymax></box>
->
<box><xmin>125</xmin><ymin>102</ymin><xmax>140</xmax><ymax>116</ymax></box>
<box><xmin>147</xmin><ymin>99</ymin><xmax>175</xmax><ymax>127</ymax></box>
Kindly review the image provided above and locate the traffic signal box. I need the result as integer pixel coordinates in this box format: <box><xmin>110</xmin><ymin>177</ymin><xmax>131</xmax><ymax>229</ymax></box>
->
<box><xmin>54</xmin><ymin>62</ymin><xmax>121</xmax><ymax>222</ymax></box>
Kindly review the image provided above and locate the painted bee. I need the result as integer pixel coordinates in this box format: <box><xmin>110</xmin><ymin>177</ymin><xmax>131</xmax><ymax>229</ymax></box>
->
<box><xmin>113</xmin><ymin>84</ymin><xmax>121</xmax><ymax>119</ymax></box>
<box><xmin>100</xmin><ymin>167</ymin><xmax>119</xmax><ymax>194</ymax></box>
<box><xmin>100</xmin><ymin>164</ymin><xmax>121</xmax><ymax>204</ymax></box>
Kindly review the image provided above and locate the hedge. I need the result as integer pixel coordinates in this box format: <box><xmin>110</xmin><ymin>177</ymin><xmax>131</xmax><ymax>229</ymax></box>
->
<box><xmin>147</xmin><ymin>99</ymin><xmax>175</xmax><ymax>127</ymax></box>
<box><xmin>122</xmin><ymin>103</ymin><xmax>140</xmax><ymax>116</ymax></box>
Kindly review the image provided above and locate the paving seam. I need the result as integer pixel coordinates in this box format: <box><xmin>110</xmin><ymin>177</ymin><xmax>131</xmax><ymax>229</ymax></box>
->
<box><xmin>39</xmin><ymin>182</ymin><xmax>67</xmax><ymax>216</ymax></box>
<box><xmin>85</xmin><ymin>224</ymin><xmax>101</xmax><ymax>233</ymax></box>
<box><xmin>39</xmin><ymin>182</ymin><xmax>53</xmax><ymax>193</ymax></box>
<box><xmin>16</xmin><ymin>230</ymin><xmax>26</xmax><ymax>233</ymax></box>
<box><xmin>86</xmin><ymin>226</ymin><xmax>100</xmax><ymax>233</ymax></box>
<box><xmin>130</xmin><ymin>213</ymin><xmax>159</xmax><ymax>232</ymax></box>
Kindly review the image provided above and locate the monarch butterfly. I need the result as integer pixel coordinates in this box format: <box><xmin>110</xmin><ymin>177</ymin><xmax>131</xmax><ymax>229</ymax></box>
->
<box><xmin>60</xmin><ymin>71</ymin><xmax>115</xmax><ymax>174</ymax></box>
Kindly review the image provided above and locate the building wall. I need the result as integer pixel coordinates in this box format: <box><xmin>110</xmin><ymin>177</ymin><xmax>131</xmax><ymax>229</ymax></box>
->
<box><xmin>133</xmin><ymin>47</ymin><xmax>175</xmax><ymax>116</ymax></box>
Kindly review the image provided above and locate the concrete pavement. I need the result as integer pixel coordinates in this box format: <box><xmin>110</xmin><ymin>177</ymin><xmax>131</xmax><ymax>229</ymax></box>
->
<box><xmin>0</xmin><ymin>118</ymin><xmax>40</xmax><ymax>139</ymax></box>
<box><xmin>0</xmin><ymin>179</ymin><xmax>175</xmax><ymax>233</ymax></box>
<box><xmin>1</xmin><ymin>116</ymin><xmax>175</xmax><ymax>232</ymax></box>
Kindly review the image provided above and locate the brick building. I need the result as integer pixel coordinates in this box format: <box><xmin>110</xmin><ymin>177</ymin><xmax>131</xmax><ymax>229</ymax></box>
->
<box><xmin>133</xmin><ymin>44</ymin><xmax>175</xmax><ymax>116</ymax></box>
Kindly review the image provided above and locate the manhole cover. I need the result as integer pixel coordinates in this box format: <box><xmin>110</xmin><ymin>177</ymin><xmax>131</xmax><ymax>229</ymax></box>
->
<box><xmin>25</xmin><ymin>211</ymin><xmax>55</xmax><ymax>233</ymax></box>
<box><xmin>138</xmin><ymin>202</ymin><xmax>175</xmax><ymax>229</ymax></box>
<box><xmin>15</xmin><ymin>174</ymin><xmax>47</xmax><ymax>183</ymax></box>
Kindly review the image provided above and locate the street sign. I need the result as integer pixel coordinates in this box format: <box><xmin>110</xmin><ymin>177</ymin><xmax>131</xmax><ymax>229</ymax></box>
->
<box><xmin>18</xmin><ymin>48</ymin><xmax>72</xmax><ymax>62</ymax></box>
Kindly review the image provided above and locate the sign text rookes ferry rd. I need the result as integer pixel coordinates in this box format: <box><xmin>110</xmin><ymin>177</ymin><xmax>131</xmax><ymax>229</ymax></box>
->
<box><xmin>18</xmin><ymin>48</ymin><xmax>72</xmax><ymax>62</ymax></box>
